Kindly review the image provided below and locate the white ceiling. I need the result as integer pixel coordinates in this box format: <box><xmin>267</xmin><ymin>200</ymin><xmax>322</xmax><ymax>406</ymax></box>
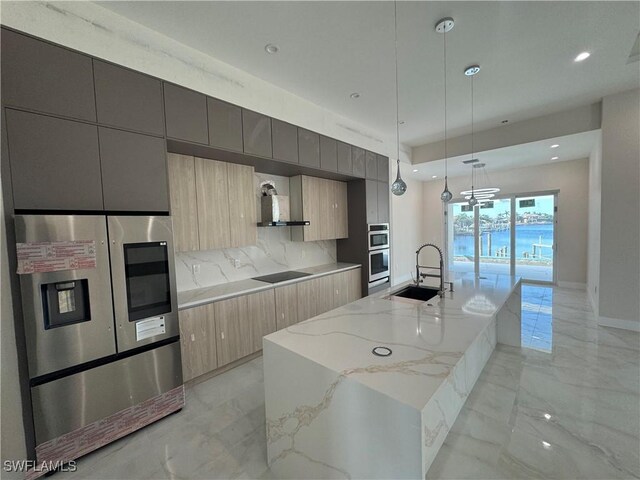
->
<box><xmin>96</xmin><ymin>1</ymin><xmax>639</xmax><ymax>147</ymax></box>
<box><xmin>408</xmin><ymin>129</ymin><xmax>600</xmax><ymax>182</ymax></box>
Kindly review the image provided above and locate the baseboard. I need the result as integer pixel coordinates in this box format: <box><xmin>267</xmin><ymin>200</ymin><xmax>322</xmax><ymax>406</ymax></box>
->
<box><xmin>598</xmin><ymin>316</ymin><xmax>640</xmax><ymax>332</ymax></box>
<box><xmin>558</xmin><ymin>281</ymin><xmax>586</xmax><ymax>290</ymax></box>
<box><xmin>588</xmin><ymin>289</ymin><xmax>598</xmax><ymax>316</ymax></box>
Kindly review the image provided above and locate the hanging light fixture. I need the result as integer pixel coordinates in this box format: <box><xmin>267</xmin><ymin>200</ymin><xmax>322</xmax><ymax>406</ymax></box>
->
<box><xmin>391</xmin><ymin>1</ymin><xmax>407</xmax><ymax>196</ymax></box>
<box><xmin>436</xmin><ymin>17</ymin><xmax>454</xmax><ymax>203</ymax></box>
<box><xmin>465</xmin><ymin>64</ymin><xmax>480</xmax><ymax>207</ymax></box>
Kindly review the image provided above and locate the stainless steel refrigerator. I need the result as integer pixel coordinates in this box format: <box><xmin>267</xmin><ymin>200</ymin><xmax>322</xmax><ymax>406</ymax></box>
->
<box><xmin>15</xmin><ymin>214</ymin><xmax>183</xmax><ymax>456</ymax></box>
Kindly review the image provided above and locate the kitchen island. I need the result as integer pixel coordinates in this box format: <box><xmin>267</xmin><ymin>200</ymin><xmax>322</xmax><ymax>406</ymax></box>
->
<box><xmin>263</xmin><ymin>273</ymin><xmax>521</xmax><ymax>479</ymax></box>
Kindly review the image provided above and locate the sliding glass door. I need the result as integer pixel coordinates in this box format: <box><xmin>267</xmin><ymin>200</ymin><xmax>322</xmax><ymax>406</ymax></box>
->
<box><xmin>446</xmin><ymin>193</ymin><xmax>556</xmax><ymax>283</ymax></box>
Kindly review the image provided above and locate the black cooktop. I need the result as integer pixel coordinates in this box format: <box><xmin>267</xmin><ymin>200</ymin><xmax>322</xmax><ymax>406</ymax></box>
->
<box><xmin>252</xmin><ymin>271</ymin><xmax>312</xmax><ymax>284</ymax></box>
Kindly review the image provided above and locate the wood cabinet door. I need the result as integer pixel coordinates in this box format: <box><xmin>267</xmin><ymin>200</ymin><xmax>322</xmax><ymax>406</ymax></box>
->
<box><xmin>99</xmin><ymin>127</ymin><xmax>169</xmax><ymax>212</ymax></box>
<box><xmin>1</xmin><ymin>29</ymin><xmax>96</xmax><ymax>122</ymax></box>
<box><xmin>215</xmin><ymin>290</ymin><xmax>275</xmax><ymax>367</ymax></box>
<box><xmin>320</xmin><ymin>136</ymin><xmax>338</xmax><ymax>172</ymax></box>
<box><xmin>168</xmin><ymin>154</ymin><xmax>200</xmax><ymax>252</ymax></box>
<box><xmin>337</xmin><ymin>141</ymin><xmax>352</xmax><ymax>174</ymax></box>
<box><xmin>298</xmin><ymin>128</ymin><xmax>321</xmax><ymax>168</ymax></box>
<box><xmin>365</xmin><ymin>151</ymin><xmax>378</xmax><ymax>179</ymax></box>
<box><xmin>352</xmin><ymin>147</ymin><xmax>366</xmax><ymax>177</ymax></box>
<box><xmin>377</xmin><ymin>155</ymin><xmax>389</xmax><ymax>182</ymax></box>
<box><xmin>272</xmin><ymin>119</ymin><xmax>299</xmax><ymax>164</ymax></box>
<box><xmin>207</xmin><ymin>97</ymin><xmax>243</xmax><ymax>152</ymax></box>
<box><xmin>179</xmin><ymin>304</ymin><xmax>217</xmax><ymax>382</ymax></box>
<box><xmin>366</xmin><ymin>180</ymin><xmax>379</xmax><ymax>224</ymax></box>
<box><xmin>301</xmin><ymin>176</ymin><xmax>322</xmax><ymax>242</ymax></box>
<box><xmin>332</xmin><ymin>271</ymin><xmax>349</xmax><ymax>309</ymax></box>
<box><xmin>227</xmin><ymin>163</ymin><xmax>257</xmax><ymax>247</ymax></box>
<box><xmin>195</xmin><ymin>157</ymin><xmax>231</xmax><ymax>249</ymax></box>
<box><xmin>275</xmin><ymin>284</ymin><xmax>299</xmax><ymax>330</ymax></box>
<box><xmin>242</xmin><ymin>110</ymin><xmax>272</xmax><ymax>158</ymax></box>
<box><xmin>377</xmin><ymin>181</ymin><xmax>390</xmax><ymax>223</ymax></box>
<box><xmin>345</xmin><ymin>268</ymin><xmax>363</xmax><ymax>304</ymax></box>
<box><xmin>94</xmin><ymin>60</ymin><xmax>164</xmax><ymax>135</ymax></box>
<box><xmin>6</xmin><ymin>109</ymin><xmax>103</xmax><ymax>211</ymax></box>
<box><xmin>164</xmin><ymin>83</ymin><xmax>209</xmax><ymax>144</ymax></box>
<box><xmin>319</xmin><ymin>179</ymin><xmax>336</xmax><ymax>240</ymax></box>
<box><xmin>334</xmin><ymin>181</ymin><xmax>349</xmax><ymax>239</ymax></box>
<box><xmin>297</xmin><ymin>276</ymin><xmax>333</xmax><ymax>321</ymax></box>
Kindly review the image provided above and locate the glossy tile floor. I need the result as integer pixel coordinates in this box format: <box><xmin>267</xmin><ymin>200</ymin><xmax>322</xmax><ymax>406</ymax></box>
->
<box><xmin>521</xmin><ymin>285</ymin><xmax>553</xmax><ymax>352</ymax></box>
<box><xmin>61</xmin><ymin>285</ymin><xmax>639</xmax><ymax>480</ymax></box>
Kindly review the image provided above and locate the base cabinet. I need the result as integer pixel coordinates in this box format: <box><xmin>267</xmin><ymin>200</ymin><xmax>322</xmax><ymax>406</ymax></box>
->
<box><xmin>333</xmin><ymin>268</ymin><xmax>362</xmax><ymax>309</ymax></box>
<box><xmin>275</xmin><ymin>284</ymin><xmax>299</xmax><ymax>330</ymax></box>
<box><xmin>179</xmin><ymin>304</ymin><xmax>217</xmax><ymax>382</ymax></box>
<box><xmin>214</xmin><ymin>290</ymin><xmax>276</xmax><ymax>367</ymax></box>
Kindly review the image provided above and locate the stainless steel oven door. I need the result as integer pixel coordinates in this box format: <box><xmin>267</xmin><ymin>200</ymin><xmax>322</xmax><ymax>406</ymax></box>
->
<box><xmin>368</xmin><ymin>248</ymin><xmax>390</xmax><ymax>282</ymax></box>
<box><xmin>108</xmin><ymin>216</ymin><xmax>179</xmax><ymax>353</ymax></box>
<box><xmin>15</xmin><ymin>215</ymin><xmax>116</xmax><ymax>378</ymax></box>
<box><xmin>368</xmin><ymin>230</ymin><xmax>389</xmax><ymax>250</ymax></box>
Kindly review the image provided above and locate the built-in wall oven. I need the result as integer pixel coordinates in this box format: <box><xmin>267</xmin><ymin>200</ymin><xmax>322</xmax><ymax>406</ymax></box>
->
<box><xmin>368</xmin><ymin>223</ymin><xmax>389</xmax><ymax>251</ymax></box>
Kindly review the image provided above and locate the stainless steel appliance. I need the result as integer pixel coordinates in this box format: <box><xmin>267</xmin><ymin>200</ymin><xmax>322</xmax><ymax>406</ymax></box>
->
<box><xmin>368</xmin><ymin>223</ymin><xmax>389</xmax><ymax>251</ymax></box>
<box><xmin>368</xmin><ymin>248</ymin><xmax>390</xmax><ymax>284</ymax></box>
<box><xmin>15</xmin><ymin>214</ymin><xmax>182</xmax><ymax>447</ymax></box>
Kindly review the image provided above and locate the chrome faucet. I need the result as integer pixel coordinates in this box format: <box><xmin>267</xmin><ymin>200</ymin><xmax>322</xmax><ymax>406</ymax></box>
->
<box><xmin>415</xmin><ymin>243</ymin><xmax>450</xmax><ymax>297</ymax></box>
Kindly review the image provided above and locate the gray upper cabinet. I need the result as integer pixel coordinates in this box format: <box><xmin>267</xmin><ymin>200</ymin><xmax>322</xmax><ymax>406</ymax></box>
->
<box><xmin>242</xmin><ymin>109</ymin><xmax>272</xmax><ymax>158</ymax></box>
<box><xmin>272</xmin><ymin>119</ymin><xmax>298</xmax><ymax>164</ymax></box>
<box><xmin>320</xmin><ymin>136</ymin><xmax>337</xmax><ymax>172</ymax></box>
<box><xmin>207</xmin><ymin>97</ymin><xmax>242</xmax><ymax>152</ymax></box>
<box><xmin>298</xmin><ymin>129</ymin><xmax>320</xmax><ymax>168</ymax></box>
<box><xmin>337</xmin><ymin>141</ymin><xmax>352</xmax><ymax>175</ymax></box>
<box><xmin>6</xmin><ymin>109</ymin><xmax>103</xmax><ymax>210</ymax></box>
<box><xmin>164</xmin><ymin>83</ymin><xmax>208</xmax><ymax>144</ymax></box>
<box><xmin>365</xmin><ymin>180</ymin><xmax>378</xmax><ymax>224</ymax></box>
<box><xmin>377</xmin><ymin>181</ymin><xmax>389</xmax><ymax>223</ymax></box>
<box><xmin>99</xmin><ymin>128</ymin><xmax>169</xmax><ymax>212</ymax></box>
<box><xmin>1</xmin><ymin>29</ymin><xmax>96</xmax><ymax>122</ymax></box>
<box><xmin>377</xmin><ymin>155</ymin><xmax>389</xmax><ymax>182</ymax></box>
<box><xmin>365</xmin><ymin>151</ymin><xmax>377</xmax><ymax>180</ymax></box>
<box><xmin>93</xmin><ymin>60</ymin><xmax>164</xmax><ymax>136</ymax></box>
<box><xmin>352</xmin><ymin>147</ymin><xmax>366</xmax><ymax>177</ymax></box>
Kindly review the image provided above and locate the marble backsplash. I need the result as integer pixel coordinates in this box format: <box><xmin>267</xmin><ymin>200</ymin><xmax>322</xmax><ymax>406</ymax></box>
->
<box><xmin>175</xmin><ymin>172</ymin><xmax>337</xmax><ymax>292</ymax></box>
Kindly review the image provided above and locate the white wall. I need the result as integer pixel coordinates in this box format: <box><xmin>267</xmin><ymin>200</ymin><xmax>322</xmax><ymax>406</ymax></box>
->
<box><xmin>422</xmin><ymin>158</ymin><xmax>590</xmax><ymax>285</ymax></box>
<box><xmin>1</xmin><ymin>186</ymin><xmax>28</xmax><ymax>475</ymax></box>
<box><xmin>598</xmin><ymin>89</ymin><xmax>640</xmax><ymax>330</ymax></box>
<box><xmin>390</xmin><ymin>172</ymin><xmax>425</xmax><ymax>285</ymax></box>
<box><xmin>587</xmin><ymin>133</ymin><xmax>602</xmax><ymax>315</ymax></box>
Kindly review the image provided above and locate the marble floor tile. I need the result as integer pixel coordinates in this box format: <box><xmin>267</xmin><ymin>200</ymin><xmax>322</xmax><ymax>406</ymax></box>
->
<box><xmin>57</xmin><ymin>285</ymin><xmax>639</xmax><ymax>480</ymax></box>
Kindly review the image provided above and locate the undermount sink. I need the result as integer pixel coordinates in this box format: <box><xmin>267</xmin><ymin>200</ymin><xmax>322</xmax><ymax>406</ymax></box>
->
<box><xmin>391</xmin><ymin>285</ymin><xmax>440</xmax><ymax>302</ymax></box>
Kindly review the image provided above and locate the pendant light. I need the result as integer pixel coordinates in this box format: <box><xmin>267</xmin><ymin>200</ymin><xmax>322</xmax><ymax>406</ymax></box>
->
<box><xmin>391</xmin><ymin>1</ymin><xmax>407</xmax><ymax>196</ymax></box>
<box><xmin>465</xmin><ymin>64</ymin><xmax>480</xmax><ymax>207</ymax></box>
<box><xmin>436</xmin><ymin>18</ymin><xmax>454</xmax><ymax>203</ymax></box>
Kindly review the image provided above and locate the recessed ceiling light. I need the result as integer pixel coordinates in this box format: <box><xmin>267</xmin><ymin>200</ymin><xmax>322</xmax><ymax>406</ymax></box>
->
<box><xmin>574</xmin><ymin>51</ymin><xmax>590</xmax><ymax>62</ymax></box>
<box><xmin>464</xmin><ymin>65</ymin><xmax>481</xmax><ymax>76</ymax></box>
<box><xmin>432</xmin><ymin>175</ymin><xmax>438</xmax><ymax>178</ymax></box>
<box><xmin>399</xmin><ymin>120</ymin><xmax>405</xmax><ymax>125</ymax></box>
<box><xmin>264</xmin><ymin>44</ymin><xmax>279</xmax><ymax>54</ymax></box>
<box><xmin>412</xmin><ymin>169</ymin><xmax>418</xmax><ymax>173</ymax></box>
<box><xmin>350</xmin><ymin>92</ymin><xmax>360</xmax><ymax>99</ymax></box>
<box><xmin>550</xmin><ymin>144</ymin><xmax>559</xmax><ymax>149</ymax></box>
<box><xmin>551</xmin><ymin>156</ymin><xmax>559</xmax><ymax>160</ymax></box>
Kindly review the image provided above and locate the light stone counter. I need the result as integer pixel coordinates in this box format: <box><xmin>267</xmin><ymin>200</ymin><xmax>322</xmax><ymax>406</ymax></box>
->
<box><xmin>263</xmin><ymin>273</ymin><xmax>522</xmax><ymax>479</ymax></box>
<box><xmin>177</xmin><ymin>262</ymin><xmax>361</xmax><ymax>310</ymax></box>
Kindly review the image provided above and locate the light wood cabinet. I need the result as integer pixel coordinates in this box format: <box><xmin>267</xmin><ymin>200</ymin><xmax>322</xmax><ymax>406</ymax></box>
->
<box><xmin>168</xmin><ymin>153</ymin><xmax>200</xmax><ymax>252</ymax></box>
<box><xmin>291</xmin><ymin>175</ymin><xmax>348</xmax><ymax>242</ymax></box>
<box><xmin>227</xmin><ymin>163</ymin><xmax>257</xmax><ymax>247</ymax></box>
<box><xmin>196</xmin><ymin>157</ymin><xmax>231</xmax><ymax>249</ymax></box>
<box><xmin>297</xmin><ymin>275</ymin><xmax>334</xmax><ymax>321</ymax></box>
<box><xmin>214</xmin><ymin>290</ymin><xmax>276</xmax><ymax>367</ymax></box>
<box><xmin>179</xmin><ymin>304</ymin><xmax>217</xmax><ymax>382</ymax></box>
<box><xmin>275</xmin><ymin>284</ymin><xmax>299</xmax><ymax>330</ymax></box>
<box><xmin>333</xmin><ymin>268</ymin><xmax>362</xmax><ymax>308</ymax></box>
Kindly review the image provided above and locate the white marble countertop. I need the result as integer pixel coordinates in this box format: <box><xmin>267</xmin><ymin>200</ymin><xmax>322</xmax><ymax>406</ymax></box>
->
<box><xmin>177</xmin><ymin>262</ymin><xmax>361</xmax><ymax>310</ymax></box>
<box><xmin>264</xmin><ymin>272</ymin><xmax>521</xmax><ymax>411</ymax></box>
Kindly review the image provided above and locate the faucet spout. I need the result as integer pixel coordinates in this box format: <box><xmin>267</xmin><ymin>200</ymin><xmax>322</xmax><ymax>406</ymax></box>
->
<box><xmin>415</xmin><ymin>243</ymin><xmax>446</xmax><ymax>297</ymax></box>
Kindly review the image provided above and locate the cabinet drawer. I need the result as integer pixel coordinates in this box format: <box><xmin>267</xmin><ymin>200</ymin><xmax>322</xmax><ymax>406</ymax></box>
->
<box><xmin>94</xmin><ymin>60</ymin><xmax>164</xmax><ymax>135</ymax></box>
<box><xmin>1</xmin><ymin>29</ymin><xmax>96</xmax><ymax>121</ymax></box>
<box><xmin>6</xmin><ymin>109</ymin><xmax>103</xmax><ymax>211</ymax></box>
